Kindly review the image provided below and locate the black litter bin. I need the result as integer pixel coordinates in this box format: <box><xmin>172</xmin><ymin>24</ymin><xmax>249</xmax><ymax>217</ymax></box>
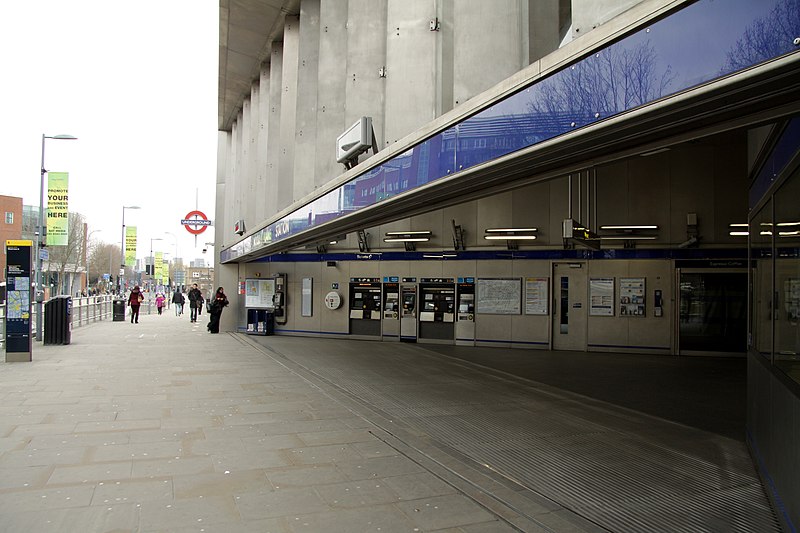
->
<box><xmin>44</xmin><ymin>296</ymin><xmax>72</xmax><ymax>345</ymax></box>
<box><xmin>113</xmin><ymin>299</ymin><xmax>126</xmax><ymax>322</ymax></box>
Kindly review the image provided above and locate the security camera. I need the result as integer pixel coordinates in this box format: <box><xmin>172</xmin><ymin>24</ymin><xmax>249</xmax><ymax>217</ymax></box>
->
<box><xmin>202</xmin><ymin>248</ymin><xmax>207</xmax><ymax>254</ymax></box>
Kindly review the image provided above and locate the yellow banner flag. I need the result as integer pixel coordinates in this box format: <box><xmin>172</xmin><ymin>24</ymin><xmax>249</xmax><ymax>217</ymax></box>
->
<box><xmin>125</xmin><ymin>227</ymin><xmax>137</xmax><ymax>267</ymax></box>
<box><xmin>46</xmin><ymin>172</ymin><xmax>69</xmax><ymax>246</ymax></box>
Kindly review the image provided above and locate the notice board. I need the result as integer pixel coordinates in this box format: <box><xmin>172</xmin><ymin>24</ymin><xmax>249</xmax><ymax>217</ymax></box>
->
<box><xmin>245</xmin><ymin>278</ymin><xmax>276</xmax><ymax>308</ymax></box>
<box><xmin>476</xmin><ymin>278</ymin><xmax>522</xmax><ymax>315</ymax></box>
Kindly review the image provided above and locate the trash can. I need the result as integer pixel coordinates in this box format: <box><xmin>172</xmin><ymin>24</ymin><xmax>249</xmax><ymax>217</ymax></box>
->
<box><xmin>113</xmin><ymin>299</ymin><xmax>126</xmax><ymax>322</ymax></box>
<box><xmin>44</xmin><ymin>296</ymin><xmax>72</xmax><ymax>345</ymax></box>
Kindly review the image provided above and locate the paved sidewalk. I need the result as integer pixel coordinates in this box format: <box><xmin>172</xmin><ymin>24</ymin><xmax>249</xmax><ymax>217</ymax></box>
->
<box><xmin>0</xmin><ymin>311</ymin><xmax>530</xmax><ymax>532</ymax></box>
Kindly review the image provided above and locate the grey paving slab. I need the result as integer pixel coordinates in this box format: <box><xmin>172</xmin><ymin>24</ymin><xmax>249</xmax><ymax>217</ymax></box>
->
<box><xmin>234</xmin><ymin>487</ymin><xmax>330</xmax><ymax>520</ymax></box>
<box><xmin>2</xmin><ymin>310</ymin><xmax>711</xmax><ymax>532</ymax></box>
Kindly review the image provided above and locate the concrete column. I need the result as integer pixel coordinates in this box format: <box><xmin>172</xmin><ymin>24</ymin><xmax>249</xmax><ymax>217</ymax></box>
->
<box><xmin>217</xmin><ymin>262</ymin><xmax>240</xmax><ymax>333</ymax></box>
<box><xmin>384</xmin><ymin>0</ymin><xmax>437</xmax><ymax>145</ymax></box>
<box><xmin>345</xmin><ymin>0</ymin><xmax>388</xmax><ymax>146</ymax></box>
<box><xmin>293</xmin><ymin>0</ymin><xmax>321</xmax><ymax>200</ymax></box>
<box><xmin>230</xmin><ymin>116</ymin><xmax>243</xmax><ymax>244</ymax></box>
<box><xmin>529</xmin><ymin>0</ymin><xmax>562</xmax><ymax>62</ymax></box>
<box><xmin>453</xmin><ymin>0</ymin><xmax>526</xmax><ymax>106</ymax></box>
<box><xmin>255</xmin><ymin>65</ymin><xmax>270</xmax><ymax>223</ymax></box>
<box><xmin>278</xmin><ymin>16</ymin><xmax>300</xmax><ymax>210</ymax></box>
<box><xmin>266</xmin><ymin>43</ymin><xmax>284</xmax><ymax>217</ymax></box>
<box><xmin>571</xmin><ymin>0</ymin><xmax>642</xmax><ymax>40</ymax></box>
<box><xmin>314</xmin><ymin>0</ymin><xmax>349</xmax><ymax>189</ymax></box>
<box><xmin>245</xmin><ymin>82</ymin><xmax>259</xmax><ymax>230</ymax></box>
<box><xmin>240</xmin><ymin>98</ymin><xmax>252</xmax><ymax>232</ymax></box>
<box><xmin>435</xmin><ymin>0</ymin><xmax>454</xmax><ymax>117</ymax></box>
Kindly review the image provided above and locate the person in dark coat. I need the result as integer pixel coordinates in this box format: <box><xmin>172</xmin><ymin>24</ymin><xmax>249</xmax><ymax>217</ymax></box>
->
<box><xmin>207</xmin><ymin>287</ymin><xmax>229</xmax><ymax>334</ymax></box>
<box><xmin>187</xmin><ymin>283</ymin><xmax>203</xmax><ymax>323</ymax></box>
<box><xmin>172</xmin><ymin>289</ymin><xmax>185</xmax><ymax>316</ymax></box>
<box><xmin>127</xmin><ymin>286</ymin><xmax>143</xmax><ymax>324</ymax></box>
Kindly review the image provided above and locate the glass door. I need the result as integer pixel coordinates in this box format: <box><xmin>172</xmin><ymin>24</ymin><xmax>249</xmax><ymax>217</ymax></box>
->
<box><xmin>679</xmin><ymin>271</ymin><xmax>747</xmax><ymax>354</ymax></box>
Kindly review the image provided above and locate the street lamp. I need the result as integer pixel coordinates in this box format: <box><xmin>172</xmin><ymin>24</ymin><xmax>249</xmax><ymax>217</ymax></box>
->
<box><xmin>149</xmin><ymin>237</ymin><xmax>163</xmax><ymax>291</ymax></box>
<box><xmin>36</xmin><ymin>133</ymin><xmax>78</xmax><ymax>342</ymax></box>
<box><xmin>120</xmin><ymin>205</ymin><xmax>140</xmax><ymax>295</ymax></box>
<box><xmin>164</xmin><ymin>232</ymin><xmax>178</xmax><ymax>290</ymax></box>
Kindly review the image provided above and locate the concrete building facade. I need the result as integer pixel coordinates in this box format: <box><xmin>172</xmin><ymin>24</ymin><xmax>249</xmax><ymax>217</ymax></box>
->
<box><xmin>216</xmin><ymin>0</ymin><xmax>800</xmax><ymax>529</ymax></box>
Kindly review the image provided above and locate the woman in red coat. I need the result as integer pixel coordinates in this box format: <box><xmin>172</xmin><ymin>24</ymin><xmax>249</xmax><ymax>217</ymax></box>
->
<box><xmin>128</xmin><ymin>286</ymin><xmax>144</xmax><ymax>323</ymax></box>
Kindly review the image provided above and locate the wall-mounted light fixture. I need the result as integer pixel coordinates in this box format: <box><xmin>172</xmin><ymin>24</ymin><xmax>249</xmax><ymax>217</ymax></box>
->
<box><xmin>598</xmin><ymin>224</ymin><xmax>658</xmax><ymax>248</ymax></box>
<box><xmin>483</xmin><ymin>228</ymin><xmax>538</xmax><ymax>240</ymax></box>
<box><xmin>383</xmin><ymin>231</ymin><xmax>432</xmax><ymax>242</ymax></box>
<box><xmin>384</xmin><ymin>231</ymin><xmax>431</xmax><ymax>252</ymax></box>
<box><xmin>484</xmin><ymin>228</ymin><xmax>537</xmax><ymax>251</ymax></box>
<box><xmin>422</xmin><ymin>253</ymin><xmax>457</xmax><ymax>259</ymax></box>
<box><xmin>733</xmin><ymin>221</ymin><xmax>800</xmax><ymax>237</ymax></box>
<box><xmin>599</xmin><ymin>225</ymin><xmax>658</xmax><ymax>231</ymax></box>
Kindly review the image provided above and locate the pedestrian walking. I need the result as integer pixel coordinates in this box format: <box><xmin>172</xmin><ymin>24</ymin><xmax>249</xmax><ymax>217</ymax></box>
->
<box><xmin>188</xmin><ymin>283</ymin><xmax>204</xmax><ymax>323</ymax></box>
<box><xmin>172</xmin><ymin>289</ymin><xmax>185</xmax><ymax>316</ymax></box>
<box><xmin>128</xmin><ymin>285</ymin><xmax>143</xmax><ymax>324</ymax></box>
<box><xmin>155</xmin><ymin>293</ymin><xmax>166</xmax><ymax>315</ymax></box>
<box><xmin>207</xmin><ymin>287</ymin><xmax>229</xmax><ymax>334</ymax></box>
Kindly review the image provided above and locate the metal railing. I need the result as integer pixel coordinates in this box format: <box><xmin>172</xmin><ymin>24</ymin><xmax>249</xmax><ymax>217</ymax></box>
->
<box><xmin>71</xmin><ymin>295</ymin><xmax>115</xmax><ymax>326</ymax></box>
<box><xmin>0</xmin><ymin>294</ymin><xmax>170</xmax><ymax>351</ymax></box>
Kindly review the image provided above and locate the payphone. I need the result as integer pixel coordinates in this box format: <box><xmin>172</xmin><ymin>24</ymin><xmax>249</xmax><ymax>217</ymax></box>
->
<box><xmin>418</xmin><ymin>278</ymin><xmax>456</xmax><ymax>344</ymax></box>
<box><xmin>273</xmin><ymin>273</ymin><xmax>287</xmax><ymax>325</ymax></box>
<box><xmin>382</xmin><ymin>278</ymin><xmax>400</xmax><ymax>340</ymax></box>
<box><xmin>456</xmin><ymin>278</ymin><xmax>475</xmax><ymax>346</ymax></box>
<box><xmin>349</xmin><ymin>278</ymin><xmax>382</xmax><ymax>337</ymax></box>
<box><xmin>400</xmin><ymin>279</ymin><xmax>417</xmax><ymax>342</ymax></box>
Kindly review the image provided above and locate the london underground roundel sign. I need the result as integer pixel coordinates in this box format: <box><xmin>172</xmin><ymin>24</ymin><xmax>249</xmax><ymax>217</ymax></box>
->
<box><xmin>181</xmin><ymin>210</ymin><xmax>211</xmax><ymax>235</ymax></box>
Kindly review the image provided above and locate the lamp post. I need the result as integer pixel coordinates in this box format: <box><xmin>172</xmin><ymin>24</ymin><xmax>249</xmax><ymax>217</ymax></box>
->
<box><xmin>36</xmin><ymin>133</ymin><xmax>78</xmax><ymax>342</ymax></box>
<box><xmin>149</xmin><ymin>237</ymin><xmax>163</xmax><ymax>292</ymax></box>
<box><xmin>120</xmin><ymin>205</ymin><xmax>140</xmax><ymax>295</ymax></box>
<box><xmin>164</xmin><ymin>232</ymin><xmax>178</xmax><ymax>289</ymax></box>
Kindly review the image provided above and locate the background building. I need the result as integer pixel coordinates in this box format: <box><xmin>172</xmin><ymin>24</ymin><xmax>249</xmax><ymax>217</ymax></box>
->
<box><xmin>0</xmin><ymin>195</ymin><xmax>23</xmax><ymax>286</ymax></box>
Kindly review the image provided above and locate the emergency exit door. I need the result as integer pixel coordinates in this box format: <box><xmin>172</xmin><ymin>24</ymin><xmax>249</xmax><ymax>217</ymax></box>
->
<box><xmin>552</xmin><ymin>263</ymin><xmax>587</xmax><ymax>351</ymax></box>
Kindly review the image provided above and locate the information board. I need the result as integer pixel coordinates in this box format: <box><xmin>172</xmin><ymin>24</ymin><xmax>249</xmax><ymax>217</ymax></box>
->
<box><xmin>245</xmin><ymin>278</ymin><xmax>276</xmax><ymax>308</ymax></box>
<box><xmin>589</xmin><ymin>278</ymin><xmax>614</xmax><ymax>316</ymax></box>
<box><xmin>476</xmin><ymin>278</ymin><xmax>522</xmax><ymax>315</ymax></box>
<box><xmin>524</xmin><ymin>277</ymin><xmax>549</xmax><ymax>315</ymax></box>
<box><xmin>5</xmin><ymin>240</ymin><xmax>33</xmax><ymax>360</ymax></box>
<box><xmin>620</xmin><ymin>277</ymin><xmax>646</xmax><ymax>316</ymax></box>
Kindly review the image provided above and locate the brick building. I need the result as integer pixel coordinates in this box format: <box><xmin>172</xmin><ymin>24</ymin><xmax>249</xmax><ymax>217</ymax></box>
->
<box><xmin>0</xmin><ymin>195</ymin><xmax>24</xmax><ymax>284</ymax></box>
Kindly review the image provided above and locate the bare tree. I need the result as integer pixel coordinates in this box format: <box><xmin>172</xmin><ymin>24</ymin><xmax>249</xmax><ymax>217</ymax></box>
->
<box><xmin>45</xmin><ymin>212</ymin><xmax>86</xmax><ymax>295</ymax></box>
<box><xmin>87</xmin><ymin>241</ymin><xmax>122</xmax><ymax>293</ymax></box>
<box><xmin>724</xmin><ymin>0</ymin><xmax>800</xmax><ymax>72</ymax></box>
<box><xmin>528</xmin><ymin>39</ymin><xmax>674</xmax><ymax>120</ymax></box>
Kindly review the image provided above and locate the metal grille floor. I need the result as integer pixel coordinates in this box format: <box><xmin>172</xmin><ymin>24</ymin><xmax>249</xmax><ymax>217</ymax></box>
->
<box><xmin>249</xmin><ymin>336</ymin><xmax>779</xmax><ymax>533</ymax></box>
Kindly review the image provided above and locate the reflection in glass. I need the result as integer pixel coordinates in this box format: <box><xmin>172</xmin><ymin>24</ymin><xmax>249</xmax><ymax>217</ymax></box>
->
<box><xmin>774</xmin><ymin>167</ymin><xmax>800</xmax><ymax>383</ymax></box>
<box><xmin>680</xmin><ymin>273</ymin><xmax>747</xmax><ymax>353</ymax></box>
<box><xmin>752</xmin><ymin>200</ymin><xmax>774</xmax><ymax>360</ymax></box>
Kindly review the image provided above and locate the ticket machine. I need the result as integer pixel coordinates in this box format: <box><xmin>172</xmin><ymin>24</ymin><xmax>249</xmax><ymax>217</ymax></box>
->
<box><xmin>349</xmin><ymin>278</ymin><xmax>382</xmax><ymax>337</ymax></box>
<box><xmin>400</xmin><ymin>279</ymin><xmax>417</xmax><ymax>342</ymax></box>
<box><xmin>382</xmin><ymin>278</ymin><xmax>400</xmax><ymax>340</ymax></box>
<box><xmin>418</xmin><ymin>278</ymin><xmax>456</xmax><ymax>344</ymax></box>
<box><xmin>455</xmin><ymin>278</ymin><xmax>475</xmax><ymax>346</ymax></box>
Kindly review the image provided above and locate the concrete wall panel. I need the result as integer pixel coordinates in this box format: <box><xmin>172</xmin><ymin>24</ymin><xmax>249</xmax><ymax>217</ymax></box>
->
<box><xmin>384</xmin><ymin>0</ymin><xmax>437</xmax><ymax>145</ymax></box>
<box><xmin>315</xmin><ymin>0</ymin><xmax>349</xmax><ymax>189</ymax></box>
<box><xmin>266</xmin><ymin>44</ymin><xmax>284</xmax><ymax>217</ymax></box>
<box><xmin>293</xmin><ymin>1</ymin><xmax>321</xmax><ymax>200</ymax></box>
<box><xmin>278</xmin><ymin>17</ymin><xmax>300</xmax><ymax>209</ymax></box>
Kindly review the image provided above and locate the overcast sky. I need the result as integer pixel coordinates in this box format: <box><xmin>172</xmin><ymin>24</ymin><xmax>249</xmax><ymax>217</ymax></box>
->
<box><xmin>1</xmin><ymin>1</ymin><xmax>219</xmax><ymax>265</ymax></box>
